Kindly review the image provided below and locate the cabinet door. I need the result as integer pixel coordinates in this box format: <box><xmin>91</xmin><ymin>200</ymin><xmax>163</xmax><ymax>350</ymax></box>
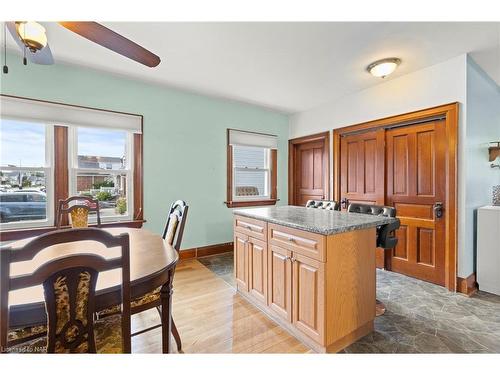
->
<box><xmin>234</xmin><ymin>231</ymin><xmax>249</xmax><ymax>292</ymax></box>
<box><xmin>292</xmin><ymin>253</ymin><xmax>325</xmax><ymax>344</ymax></box>
<box><xmin>248</xmin><ymin>237</ymin><xmax>268</xmax><ymax>305</ymax></box>
<box><xmin>267</xmin><ymin>245</ymin><xmax>292</xmax><ymax>322</ymax></box>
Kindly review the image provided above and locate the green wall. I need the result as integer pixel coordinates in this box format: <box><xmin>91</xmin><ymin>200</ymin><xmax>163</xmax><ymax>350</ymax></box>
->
<box><xmin>0</xmin><ymin>54</ymin><xmax>289</xmax><ymax>249</ymax></box>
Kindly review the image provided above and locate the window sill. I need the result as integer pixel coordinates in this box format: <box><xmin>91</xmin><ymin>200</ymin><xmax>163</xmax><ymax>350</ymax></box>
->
<box><xmin>0</xmin><ymin>219</ymin><xmax>147</xmax><ymax>242</ymax></box>
<box><xmin>225</xmin><ymin>199</ymin><xmax>278</xmax><ymax>208</ymax></box>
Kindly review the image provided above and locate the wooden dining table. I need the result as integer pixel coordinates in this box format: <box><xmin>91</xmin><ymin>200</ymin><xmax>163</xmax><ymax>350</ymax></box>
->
<box><xmin>5</xmin><ymin>227</ymin><xmax>179</xmax><ymax>353</ymax></box>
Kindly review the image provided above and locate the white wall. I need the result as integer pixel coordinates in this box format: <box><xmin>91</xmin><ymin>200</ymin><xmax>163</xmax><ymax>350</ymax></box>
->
<box><xmin>465</xmin><ymin>56</ymin><xmax>500</xmax><ymax>277</ymax></box>
<box><xmin>290</xmin><ymin>55</ymin><xmax>467</xmax><ymax>138</ymax></box>
<box><xmin>290</xmin><ymin>55</ymin><xmax>474</xmax><ymax>277</ymax></box>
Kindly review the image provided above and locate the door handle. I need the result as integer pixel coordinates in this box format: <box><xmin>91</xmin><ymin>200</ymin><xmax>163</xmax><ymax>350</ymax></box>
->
<box><xmin>434</xmin><ymin>202</ymin><xmax>444</xmax><ymax>219</ymax></box>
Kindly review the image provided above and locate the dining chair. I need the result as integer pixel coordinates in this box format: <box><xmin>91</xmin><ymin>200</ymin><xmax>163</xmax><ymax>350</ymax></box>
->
<box><xmin>56</xmin><ymin>196</ymin><xmax>102</xmax><ymax>229</ymax></box>
<box><xmin>305</xmin><ymin>199</ymin><xmax>340</xmax><ymax>211</ymax></box>
<box><xmin>97</xmin><ymin>200</ymin><xmax>188</xmax><ymax>352</ymax></box>
<box><xmin>0</xmin><ymin>228</ymin><xmax>131</xmax><ymax>353</ymax></box>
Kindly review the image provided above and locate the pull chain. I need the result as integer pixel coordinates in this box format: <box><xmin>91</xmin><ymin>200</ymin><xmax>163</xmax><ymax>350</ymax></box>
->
<box><xmin>23</xmin><ymin>24</ymin><xmax>27</xmax><ymax>65</ymax></box>
<box><xmin>2</xmin><ymin>22</ymin><xmax>7</xmax><ymax>74</ymax></box>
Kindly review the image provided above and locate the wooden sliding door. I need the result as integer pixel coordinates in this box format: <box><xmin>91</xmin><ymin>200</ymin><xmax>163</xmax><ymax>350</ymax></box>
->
<box><xmin>386</xmin><ymin>120</ymin><xmax>446</xmax><ymax>286</ymax></box>
<box><xmin>340</xmin><ymin>129</ymin><xmax>385</xmax><ymax>209</ymax></box>
<box><xmin>333</xmin><ymin>103</ymin><xmax>458</xmax><ymax>290</ymax></box>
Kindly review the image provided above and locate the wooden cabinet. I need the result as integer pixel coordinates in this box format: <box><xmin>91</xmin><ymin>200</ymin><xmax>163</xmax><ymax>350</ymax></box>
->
<box><xmin>248</xmin><ymin>237</ymin><xmax>268</xmax><ymax>305</ymax></box>
<box><xmin>234</xmin><ymin>214</ymin><xmax>376</xmax><ymax>353</ymax></box>
<box><xmin>234</xmin><ymin>231</ymin><xmax>249</xmax><ymax>292</ymax></box>
<box><xmin>292</xmin><ymin>252</ymin><xmax>325</xmax><ymax>344</ymax></box>
<box><xmin>268</xmin><ymin>245</ymin><xmax>292</xmax><ymax>321</ymax></box>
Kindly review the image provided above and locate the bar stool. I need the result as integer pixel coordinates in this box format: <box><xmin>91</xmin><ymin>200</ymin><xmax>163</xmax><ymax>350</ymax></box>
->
<box><xmin>347</xmin><ymin>203</ymin><xmax>400</xmax><ymax>316</ymax></box>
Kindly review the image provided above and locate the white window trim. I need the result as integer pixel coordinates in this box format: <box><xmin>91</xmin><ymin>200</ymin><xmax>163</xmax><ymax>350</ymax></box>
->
<box><xmin>0</xmin><ymin>123</ymin><xmax>55</xmax><ymax>230</ymax></box>
<box><xmin>232</xmin><ymin>146</ymin><xmax>271</xmax><ymax>202</ymax></box>
<box><xmin>68</xmin><ymin>126</ymin><xmax>134</xmax><ymax>224</ymax></box>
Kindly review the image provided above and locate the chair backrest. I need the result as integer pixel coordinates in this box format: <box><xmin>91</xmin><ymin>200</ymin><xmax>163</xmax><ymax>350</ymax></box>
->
<box><xmin>347</xmin><ymin>203</ymin><xmax>400</xmax><ymax>249</ymax></box>
<box><xmin>56</xmin><ymin>196</ymin><xmax>102</xmax><ymax>229</ymax></box>
<box><xmin>305</xmin><ymin>199</ymin><xmax>340</xmax><ymax>211</ymax></box>
<box><xmin>162</xmin><ymin>200</ymin><xmax>189</xmax><ymax>252</ymax></box>
<box><xmin>0</xmin><ymin>228</ymin><xmax>131</xmax><ymax>353</ymax></box>
<box><xmin>347</xmin><ymin>202</ymin><xmax>396</xmax><ymax>218</ymax></box>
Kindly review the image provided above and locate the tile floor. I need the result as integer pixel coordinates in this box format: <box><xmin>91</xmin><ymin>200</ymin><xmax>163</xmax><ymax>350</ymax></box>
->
<box><xmin>198</xmin><ymin>252</ymin><xmax>500</xmax><ymax>353</ymax></box>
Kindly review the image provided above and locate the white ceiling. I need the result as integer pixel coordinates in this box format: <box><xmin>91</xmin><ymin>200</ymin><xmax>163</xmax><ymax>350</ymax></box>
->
<box><xmin>4</xmin><ymin>22</ymin><xmax>500</xmax><ymax>113</ymax></box>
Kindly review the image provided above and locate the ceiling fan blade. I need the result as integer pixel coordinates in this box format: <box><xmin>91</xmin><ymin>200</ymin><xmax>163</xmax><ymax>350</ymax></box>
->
<box><xmin>6</xmin><ymin>22</ymin><xmax>54</xmax><ymax>65</ymax></box>
<box><xmin>58</xmin><ymin>22</ymin><xmax>161</xmax><ymax>67</ymax></box>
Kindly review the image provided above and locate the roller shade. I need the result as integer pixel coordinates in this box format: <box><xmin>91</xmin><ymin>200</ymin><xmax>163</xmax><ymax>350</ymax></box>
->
<box><xmin>1</xmin><ymin>95</ymin><xmax>142</xmax><ymax>133</ymax></box>
<box><xmin>229</xmin><ymin>129</ymin><xmax>277</xmax><ymax>149</ymax></box>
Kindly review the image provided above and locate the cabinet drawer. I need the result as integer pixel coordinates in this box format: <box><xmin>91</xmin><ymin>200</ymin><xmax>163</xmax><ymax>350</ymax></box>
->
<box><xmin>268</xmin><ymin>223</ymin><xmax>326</xmax><ymax>262</ymax></box>
<box><xmin>234</xmin><ymin>215</ymin><xmax>267</xmax><ymax>241</ymax></box>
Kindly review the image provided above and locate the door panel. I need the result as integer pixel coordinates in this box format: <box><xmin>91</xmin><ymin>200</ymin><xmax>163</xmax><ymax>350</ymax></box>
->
<box><xmin>340</xmin><ymin>129</ymin><xmax>385</xmax><ymax>208</ymax></box>
<box><xmin>292</xmin><ymin>253</ymin><xmax>325</xmax><ymax>344</ymax></box>
<box><xmin>234</xmin><ymin>232</ymin><xmax>249</xmax><ymax>292</ymax></box>
<box><xmin>267</xmin><ymin>245</ymin><xmax>292</xmax><ymax>322</ymax></box>
<box><xmin>291</xmin><ymin>136</ymin><xmax>329</xmax><ymax>206</ymax></box>
<box><xmin>248</xmin><ymin>237</ymin><xmax>267</xmax><ymax>305</ymax></box>
<box><xmin>386</xmin><ymin>120</ymin><xmax>446</xmax><ymax>286</ymax></box>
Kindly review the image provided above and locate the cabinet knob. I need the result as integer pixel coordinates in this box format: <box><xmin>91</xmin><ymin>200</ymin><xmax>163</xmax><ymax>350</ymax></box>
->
<box><xmin>287</xmin><ymin>237</ymin><xmax>295</xmax><ymax>243</ymax></box>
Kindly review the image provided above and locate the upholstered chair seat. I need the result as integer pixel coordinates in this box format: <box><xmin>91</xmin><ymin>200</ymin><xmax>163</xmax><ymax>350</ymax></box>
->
<box><xmin>7</xmin><ymin>325</ymin><xmax>47</xmax><ymax>346</ymax></box>
<box><xmin>98</xmin><ymin>287</ymin><xmax>161</xmax><ymax>317</ymax></box>
<box><xmin>6</xmin><ymin>314</ymin><xmax>123</xmax><ymax>354</ymax></box>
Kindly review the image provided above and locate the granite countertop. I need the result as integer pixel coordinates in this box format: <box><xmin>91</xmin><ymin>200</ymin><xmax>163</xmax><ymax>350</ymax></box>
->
<box><xmin>233</xmin><ymin>205</ymin><xmax>397</xmax><ymax>235</ymax></box>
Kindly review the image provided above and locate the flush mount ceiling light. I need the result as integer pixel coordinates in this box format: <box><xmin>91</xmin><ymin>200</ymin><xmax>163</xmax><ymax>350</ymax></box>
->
<box><xmin>367</xmin><ymin>57</ymin><xmax>401</xmax><ymax>78</ymax></box>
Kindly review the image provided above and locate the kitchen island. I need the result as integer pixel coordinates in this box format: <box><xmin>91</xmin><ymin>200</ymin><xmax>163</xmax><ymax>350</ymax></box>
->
<box><xmin>233</xmin><ymin>205</ymin><xmax>396</xmax><ymax>353</ymax></box>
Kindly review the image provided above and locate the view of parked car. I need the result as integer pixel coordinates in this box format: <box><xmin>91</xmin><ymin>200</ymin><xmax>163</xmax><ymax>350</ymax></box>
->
<box><xmin>0</xmin><ymin>190</ymin><xmax>47</xmax><ymax>223</ymax></box>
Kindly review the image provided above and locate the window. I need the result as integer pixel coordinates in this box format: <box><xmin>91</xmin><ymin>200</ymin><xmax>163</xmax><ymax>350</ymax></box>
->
<box><xmin>0</xmin><ymin>119</ymin><xmax>54</xmax><ymax>229</ymax></box>
<box><xmin>233</xmin><ymin>146</ymin><xmax>270</xmax><ymax>199</ymax></box>
<box><xmin>226</xmin><ymin>129</ymin><xmax>278</xmax><ymax>208</ymax></box>
<box><xmin>70</xmin><ymin>127</ymin><xmax>133</xmax><ymax>222</ymax></box>
<box><xmin>0</xmin><ymin>94</ymin><xmax>144</xmax><ymax>235</ymax></box>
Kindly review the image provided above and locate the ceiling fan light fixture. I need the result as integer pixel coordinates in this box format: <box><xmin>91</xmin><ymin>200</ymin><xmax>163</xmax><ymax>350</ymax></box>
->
<box><xmin>367</xmin><ymin>57</ymin><xmax>401</xmax><ymax>78</ymax></box>
<box><xmin>16</xmin><ymin>21</ymin><xmax>47</xmax><ymax>52</ymax></box>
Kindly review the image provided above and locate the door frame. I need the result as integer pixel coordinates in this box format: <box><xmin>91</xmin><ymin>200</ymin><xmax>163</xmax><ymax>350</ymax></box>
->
<box><xmin>288</xmin><ymin>131</ymin><xmax>330</xmax><ymax>206</ymax></box>
<box><xmin>333</xmin><ymin>103</ymin><xmax>459</xmax><ymax>291</ymax></box>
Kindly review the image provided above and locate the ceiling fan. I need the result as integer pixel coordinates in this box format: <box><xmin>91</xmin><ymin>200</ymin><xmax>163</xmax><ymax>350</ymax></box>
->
<box><xmin>4</xmin><ymin>21</ymin><xmax>161</xmax><ymax>69</ymax></box>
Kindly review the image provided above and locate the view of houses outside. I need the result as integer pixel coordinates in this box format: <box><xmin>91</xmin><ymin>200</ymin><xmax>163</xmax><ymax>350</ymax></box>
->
<box><xmin>75</xmin><ymin>127</ymin><xmax>129</xmax><ymax>218</ymax></box>
<box><xmin>0</xmin><ymin>119</ymin><xmax>130</xmax><ymax>224</ymax></box>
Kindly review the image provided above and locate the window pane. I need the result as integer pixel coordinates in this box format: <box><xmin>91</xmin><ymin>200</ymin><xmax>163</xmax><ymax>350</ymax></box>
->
<box><xmin>77</xmin><ymin>127</ymin><xmax>127</xmax><ymax>170</ymax></box>
<box><xmin>234</xmin><ymin>170</ymin><xmax>268</xmax><ymax>197</ymax></box>
<box><xmin>0</xmin><ymin>119</ymin><xmax>46</xmax><ymax>167</ymax></box>
<box><xmin>75</xmin><ymin>172</ymin><xmax>128</xmax><ymax>217</ymax></box>
<box><xmin>233</xmin><ymin>146</ymin><xmax>267</xmax><ymax>169</ymax></box>
<box><xmin>0</xmin><ymin>170</ymin><xmax>47</xmax><ymax>223</ymax></box>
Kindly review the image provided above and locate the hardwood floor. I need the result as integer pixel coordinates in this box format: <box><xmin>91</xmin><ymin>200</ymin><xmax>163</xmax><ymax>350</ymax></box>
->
<box><xmin>131</xmin><ymin>259</ymin><xmax>312</xmax><ymax>353</ymax></box>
